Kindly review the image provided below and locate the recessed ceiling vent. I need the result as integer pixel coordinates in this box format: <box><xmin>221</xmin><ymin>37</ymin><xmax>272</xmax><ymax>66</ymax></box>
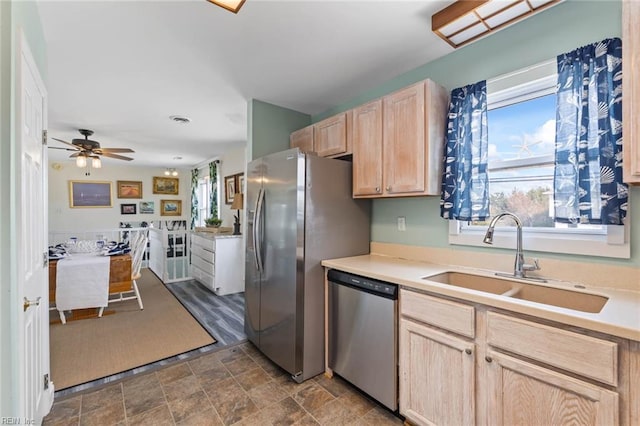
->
<box><xmin>169</xmin><ymin>115</ymin><xmax>192</xmax><ymax>124</ymax></box>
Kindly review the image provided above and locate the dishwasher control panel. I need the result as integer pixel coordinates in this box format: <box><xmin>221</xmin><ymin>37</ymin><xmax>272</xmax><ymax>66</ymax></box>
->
<box><xmin>327</xmin><ymin>269</ymin><xmax>397</xmax><ymax>299</ymax></box>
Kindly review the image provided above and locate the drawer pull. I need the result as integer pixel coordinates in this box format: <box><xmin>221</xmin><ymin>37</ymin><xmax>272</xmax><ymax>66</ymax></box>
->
<box><xmin>485</xmin><ymin>356</ymin><xmax>493</xmax><ymax>363</ymax></box>
<box><xmin>465</xmin><ymin>349</ymin><xmax>472</xmax><ymax>355</ymax></box>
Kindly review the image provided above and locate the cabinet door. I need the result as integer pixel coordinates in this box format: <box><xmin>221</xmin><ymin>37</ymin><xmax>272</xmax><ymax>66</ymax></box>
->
<box><xmin>352</xmin><ymin>99</ymin><xmax>383</xmax><ymax>197</ymax></box>
<box><xmin>399</xmin><ymin>318</ymin><xmax>475</xmax><ymax>426</ymax></box>
<box><xmin>623</xmin><ymin>0</ymin><xmax>640</xmax><ymax>184</ymax></box>
<box><xmin>486</xmin><ymin>350</ymin><xmax>619</xmax><ymax>426</ymax></box>
<box><xmin>383</xmin><ymin>82</ymin><xmax>426</xmax><ymax>195</ymax></box>
<box><xmin>313</xmin><ymin>113</ymin><xmax>348</xmax><ymax>157</ymax></box>
<box><xmin>290</xmin><ymin>126</ymin><xmax>314</xmax><ymax>154</ymax></box>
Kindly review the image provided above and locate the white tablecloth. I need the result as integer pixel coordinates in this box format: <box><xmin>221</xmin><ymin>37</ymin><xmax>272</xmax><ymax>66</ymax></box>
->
<box><xmin>55</xmin><ymin>254</ymin><xmax>110</xmax><ymax>311</ymax></box>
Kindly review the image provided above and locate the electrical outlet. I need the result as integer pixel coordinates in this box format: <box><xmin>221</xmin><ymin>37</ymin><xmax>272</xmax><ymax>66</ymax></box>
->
<box><xmin>397</xmin><ymin>216</ymin><xmax>406</xmax><ymax>231</ymax></box>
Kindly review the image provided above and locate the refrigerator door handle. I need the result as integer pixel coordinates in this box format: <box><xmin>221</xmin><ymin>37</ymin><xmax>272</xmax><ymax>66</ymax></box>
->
<box><xmin>254</xmin><ymin>187</ymin><xmax>265</xmax><ymax>274</ymax></box>
<box><xmin>252</xmin><ymin>187</ymin><xmax>261</xmax><ymax>272</ymax></box>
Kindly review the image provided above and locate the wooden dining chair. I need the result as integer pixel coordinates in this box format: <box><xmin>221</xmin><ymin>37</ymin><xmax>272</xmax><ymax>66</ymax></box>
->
<box><xmin>98</xmin><ymin>231</ymin><xmax>146</xmax><ymax>316</ymax></box>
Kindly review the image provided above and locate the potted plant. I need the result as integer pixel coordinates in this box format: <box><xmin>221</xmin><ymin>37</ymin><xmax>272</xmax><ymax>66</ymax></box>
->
<box><xmin>205</xmin><ymin>217</ymin><xmax>223</xmax><ymax>228</ymax></box>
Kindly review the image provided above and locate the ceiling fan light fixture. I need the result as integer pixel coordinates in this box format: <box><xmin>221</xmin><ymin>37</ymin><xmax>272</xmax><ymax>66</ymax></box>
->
<box><xmin>432</xmin><ymin>0</ymin><xmax>563</xmax><ymax>49</ymax></box>
<box><xmin>206</xmin><ymin>0</ymin><xmax>246</xmax><ymax>14</ymax></box>
<box><xmin>91</xmin><ymin>156</ymin><xmax>102</xmax><ymax>169</ymax></box>
<box><xmin>76</xmin><ymin>155</ymin><xmax>87</xmax><ymax>168</ymax></box>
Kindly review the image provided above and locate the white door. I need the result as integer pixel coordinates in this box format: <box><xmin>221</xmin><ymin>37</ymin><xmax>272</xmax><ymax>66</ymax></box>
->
<box><xmin>16</xmin><ymin>30</ymin><xmax>53</xmax><ymax>422</ymax></box>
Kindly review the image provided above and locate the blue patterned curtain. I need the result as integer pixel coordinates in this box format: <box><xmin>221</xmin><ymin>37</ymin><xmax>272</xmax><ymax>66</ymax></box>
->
<box><xmin>190</xmin><ymin>169</ymin><xmax>199</xmax><ymax>229</ymax></box>
<box><xmin>440</xmin><ymin>81</ymin><xmax>489</xmax><ymax>221</ymax></box>
<box><xmin>554</xmin><ymin>38</ymin><xmax>627</xmax><ymax>225</ymax></box>
<box><xmin>209</xmin><ymin>161</ymin><xmax>219</xmax><ymax>219</ymax></box>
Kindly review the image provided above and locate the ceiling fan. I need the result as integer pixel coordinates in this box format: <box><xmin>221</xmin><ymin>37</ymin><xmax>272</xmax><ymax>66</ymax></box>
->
<box><xmin>49</xmin><ymin>129</ymin><xmax>135</xmax><ymax>163</ymax></box>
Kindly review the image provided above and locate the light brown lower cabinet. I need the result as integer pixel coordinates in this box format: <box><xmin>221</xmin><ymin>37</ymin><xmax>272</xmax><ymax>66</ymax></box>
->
<box><xmin>399</xmin><ymin>288</ymin><xmax>635</xmax><ymax>426</ymax></box>
<box><xmin>400</xmin><ymin>318</ymin><xmax>476</xmax><ymax>426</ymax></box>
<box><xmin>485</xmin><ymin>350</ymin><xmax>619</xmax><ymax>425</ymax></box>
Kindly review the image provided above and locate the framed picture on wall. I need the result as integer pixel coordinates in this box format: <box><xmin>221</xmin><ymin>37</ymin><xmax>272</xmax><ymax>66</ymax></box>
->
<box><xmin>235</xmin><ymin>173</ymin><xmax>245</xmax><ymax>196</ymax></box>
<box><xmin>153</xmin><ymin>176</ymin><xmax>179</xmax><ymax>195</ymax></box>
<box><xmin>69</xmin><ymin>181</ymin><xmax>112</xmax><ymax>208</ymax></box>
<box><xmin>224</xmin><ymin>175</ymin><xmax>236</xmax><ymax>205</ymax></box>
<box><xmin>160</xmin><ymin>200</ymin><xmax>182</xmax><ymax>216</ymax></box>
<box><xmin>120</xmin><ymin>203</ymin><xmax>137</xmax><ymax>215</ymax></box>
<box><xmin>139</xmin><ymin>201</ymin><xmax>154</xmax><ymax>214</ymax></box>
<box><xmin>117</xmin><ymin>180</ymin><xmax>143</xmax><ymax>198</ymax></box>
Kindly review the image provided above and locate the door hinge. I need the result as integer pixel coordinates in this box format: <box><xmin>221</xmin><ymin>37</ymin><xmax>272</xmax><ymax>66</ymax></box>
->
<box><xmin>43</xmin><ymin>251</ymin><xmax>48</xmax><ymax>267</ymax></box>
<box><xmin>42</xmin><ymin>129</ymin><xmax>48</xmax><ymax>145</ymax></box>
<box><xmin>43</xmin><ymin>373</ymin><xmax>49</xmax><ymax>390</ymax></box>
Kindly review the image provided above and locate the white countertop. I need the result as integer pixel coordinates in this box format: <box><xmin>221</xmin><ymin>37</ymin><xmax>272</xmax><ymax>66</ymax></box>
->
<box><xmin>321</xmin><ymin>254</ymin><xmax>640</xmax><ymax>342</ymax></box>
<box><xmin>191</xmin><ymin>231</ymin><xmax>242</xmax><ymax>241</ymax></box>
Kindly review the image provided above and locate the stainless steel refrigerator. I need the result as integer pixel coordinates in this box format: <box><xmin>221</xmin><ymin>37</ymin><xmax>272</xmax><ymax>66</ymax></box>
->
<box><xmin>245</xmin><ymin>148</ymin><xmax>371</xmax><ymax>382</ymax></box>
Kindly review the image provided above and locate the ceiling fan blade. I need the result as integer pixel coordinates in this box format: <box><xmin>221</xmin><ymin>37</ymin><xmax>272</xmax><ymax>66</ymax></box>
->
<box><xmin>69</xmin><ymin>152</ymin><xmax>81</xmax><ymax>158</ymax></box>
<box><xmin>52</xmin><ymin>138</ymin><xmax>80</xmax><ymax>150</ymax></box>
<box><xmin>48</xmin><ymin>146</ymin><xmax>77</xmax><ymax>151</ymax></box>
<box><xmin>99</xmin><ymin>148</ymin><xmax>135</xmax><ymax>153</ymax></box>
<box><xmin>100</xmin><ymin>152</ymin><xmax>134</xmax><ymax>161</ymax></box>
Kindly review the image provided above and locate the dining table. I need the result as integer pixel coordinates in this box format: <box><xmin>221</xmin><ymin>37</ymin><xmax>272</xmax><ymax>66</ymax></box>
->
<box><xmin>49</xmin><ymin>253</ymin><xmax>132</xmax><ymax>323</ymax></box>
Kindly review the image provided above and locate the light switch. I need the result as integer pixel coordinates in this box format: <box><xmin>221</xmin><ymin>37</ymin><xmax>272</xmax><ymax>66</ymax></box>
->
<box><xmin>397</xmin><ymin>216</ymin><xmax>406</xmax><ymax>231</ymax></box>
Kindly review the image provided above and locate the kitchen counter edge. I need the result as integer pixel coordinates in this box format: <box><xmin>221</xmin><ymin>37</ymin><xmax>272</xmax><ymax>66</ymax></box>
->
<box><xmin>321</xmin><ymin>254</ymin><xmax>640</xmax><ymax>342</ymax></box>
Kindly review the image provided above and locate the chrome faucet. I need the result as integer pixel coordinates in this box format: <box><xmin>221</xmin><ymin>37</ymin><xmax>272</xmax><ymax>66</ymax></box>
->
<box><xmin>483</xmin><ymin>212</ymin><xmax>542</xmax><ymax>280</ymax></box>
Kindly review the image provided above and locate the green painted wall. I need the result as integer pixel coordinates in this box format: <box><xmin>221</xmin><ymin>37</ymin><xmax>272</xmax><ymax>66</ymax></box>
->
<box><xmin>248</xmin><ymin>99</ymin><xmax>310</xmax><ymax>161</ymax></box>
<box><xmin>314</xmin><ymin>0</ymin><xmax>638</xmax><ymax>267</ymax></box>
<box><xmin>0</xmin><ymin>0</ymin><xmax>48</xmax><ymax>416</ymax></box>
<box><xmin>315</xmin><ymin>0</ymin><xmax>621</xmax><ymax>119</ymax></box>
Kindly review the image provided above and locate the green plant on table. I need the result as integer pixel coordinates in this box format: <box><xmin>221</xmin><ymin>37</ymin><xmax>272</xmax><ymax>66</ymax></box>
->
<box><xmin>205</xmin><ymin>217</ymin><xmax>222</xmax><ymax>227</ymax></box>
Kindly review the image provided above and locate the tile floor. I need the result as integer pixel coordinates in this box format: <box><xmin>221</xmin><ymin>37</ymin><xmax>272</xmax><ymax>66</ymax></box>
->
<box><xmin>43</xmin><ymin>341</ymin><xmax>403</xmax><ymax>426</ymax></box>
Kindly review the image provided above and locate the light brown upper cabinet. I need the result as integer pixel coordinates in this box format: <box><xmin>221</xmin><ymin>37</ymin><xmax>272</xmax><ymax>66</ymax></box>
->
<box><xmin>353</xmin><ymin>79</ymin><xmax>449</xmax><ymax>198</ymax></box>
<box><xmin>623</xmin><ymin>0</ymin><xmax>640</xmax><ymax>184</ymax></box>
<box><xmin>352</xmin><ymin>99</ymin><xmax>384</xmax><ymax>196</ymax></box>
<box><xmin>290</xmin><ymin>125</ymin><xmax>314</xmax><ymax>154</ymax></box>
<box><xmin>313</xmin><ymin>112</ymin><xmax>351</xmax><ymax>158</ymax></box>
<box><xmin>289</xmin><ymin>112</ymin><xmax>352</xmax><ymax>158</ymax></box>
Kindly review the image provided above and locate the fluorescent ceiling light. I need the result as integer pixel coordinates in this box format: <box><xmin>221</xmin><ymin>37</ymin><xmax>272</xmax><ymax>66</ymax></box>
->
<box><xmin>206</xmin><ymin>0</ymin><xmax>246</xmax><ymax>14</ymax></box>
<box><xmin>432</xmin><ymin>0</ymin><xmax>563</xmax><ymax>49</ymax></box>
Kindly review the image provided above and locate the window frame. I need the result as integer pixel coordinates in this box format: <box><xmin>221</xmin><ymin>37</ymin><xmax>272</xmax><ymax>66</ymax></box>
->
<box><xmin>448</xmin><ymin>60</ymin><xmax>630</xmax><ymax>259</ymax></box>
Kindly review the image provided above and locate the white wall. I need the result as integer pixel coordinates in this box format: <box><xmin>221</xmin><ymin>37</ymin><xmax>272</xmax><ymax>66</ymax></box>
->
<box><xmin>48</xmin><ymin>160</ymin><xmax>190</xmax><ymax>241</ymax></box>
<box><xmin>219</xmin><ymin>146</ymin><xmax>246</xmax><ymax>227</ymax></box>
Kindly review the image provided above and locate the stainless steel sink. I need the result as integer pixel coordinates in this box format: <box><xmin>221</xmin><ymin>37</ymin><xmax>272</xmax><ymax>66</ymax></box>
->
<box><xmin>422</xmin><ymin>272</ymin><xmax>608</xmax><ymax>313</ymax></box>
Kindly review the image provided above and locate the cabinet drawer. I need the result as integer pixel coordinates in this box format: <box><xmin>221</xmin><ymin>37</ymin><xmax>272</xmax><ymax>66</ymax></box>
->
<box><xmin>400</xmin><ymin>289</ymin><xmax>475</xmax><ymax>338</ymax></box>
<box><xmin>191</xmin><ymin>265</ymin><xmax>215</xmax><ymax>290</ymax></box>
<box><xmin>191</xmin><ymin>255</ymin><xmax>215</xmax><ymax>275</ymax></box>
<box><xmin>191</xmin><ymin>245</ymin><xmax>215</xmax><ymax>263</ymax></box>
<box><xmin>192</xmin><ymin>234</ymin><xmax>216</xmax><ymax>252</ymax></box>
<box><xmin>487</xmin><ymin>312</ymin><xmax>618</xmax><ymax>386</ymax></box>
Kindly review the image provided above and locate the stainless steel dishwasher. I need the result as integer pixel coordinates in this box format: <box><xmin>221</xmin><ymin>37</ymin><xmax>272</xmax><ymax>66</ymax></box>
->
<box><xmin>328</xmin><ymin>269</ymin><xmax>398</xmax><ymax>411</ymax></box>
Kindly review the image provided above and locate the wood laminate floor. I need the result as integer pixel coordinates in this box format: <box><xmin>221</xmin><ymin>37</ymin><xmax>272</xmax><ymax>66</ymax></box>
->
<box><xmin>165</xmin><ymin>280</ymin><xmax>246</xmax><ymax>347</ymax></box>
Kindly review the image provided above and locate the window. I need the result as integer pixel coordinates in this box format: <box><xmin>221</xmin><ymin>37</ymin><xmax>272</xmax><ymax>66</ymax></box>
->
<box><xmin>449</xmin><ymin>61</ymin><xmax>629</xmax><ymax>258</ymax></box>
<box><xmin>195</xmin><ymin>175</ymin><xmax>220</xmax><ymax>227</ymax></box>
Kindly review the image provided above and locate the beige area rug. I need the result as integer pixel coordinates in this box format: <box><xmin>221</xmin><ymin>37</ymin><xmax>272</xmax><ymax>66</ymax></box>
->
<box><xmin>50</xmin><ymin>269</ymin><xmax>215</xmax><ymax>390</ymax></box>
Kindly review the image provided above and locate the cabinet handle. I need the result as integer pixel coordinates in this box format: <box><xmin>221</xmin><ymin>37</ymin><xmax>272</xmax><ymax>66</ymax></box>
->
<box><xmin>375</xmin><ymin>187</ymin><xmax>381</xmax><ymax>193</ymax></box>
<box><xmin>485</xmin><ymin>356</ymin><xmax>493</xmax><ymax>363</ymax></box>
<box><xmin>385</xmin><ymin>186</ymin><xmax>391</xmax><ymax>192</ymax></box>
<box><xmin>465</xmin><ymin>349</ymin><xmax>472</xmax><ymax>355</ymax></box>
